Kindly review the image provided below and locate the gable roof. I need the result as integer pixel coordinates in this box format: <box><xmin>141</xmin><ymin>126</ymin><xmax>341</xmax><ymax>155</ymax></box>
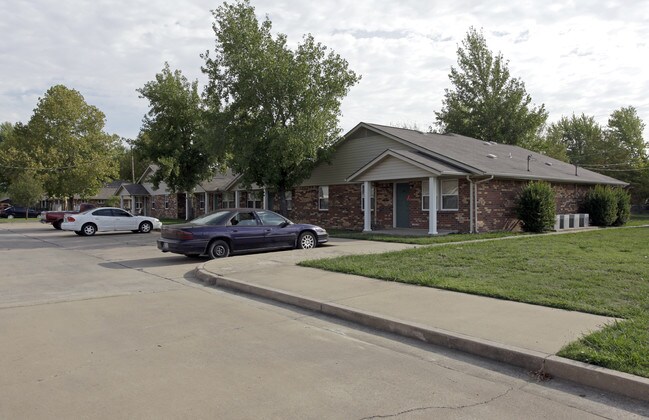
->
<box><xmin>347</xmin><ymin>149</ymin><xmax>468</xmax><ymax>181</ymax></box>
<box><xmin>346</xmin><ymin>123</ymin><xmax>626</xmax><ymax>186</ymax></box>
<box><xmin>116</xmin><ymin>183</ymin><xmax>150</xmax><ymax>196</ymax></box>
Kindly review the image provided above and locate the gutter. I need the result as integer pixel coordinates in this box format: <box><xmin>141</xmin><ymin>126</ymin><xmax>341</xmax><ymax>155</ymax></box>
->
<box><xmin>468</xmin><ymin>175</ymin><xmax>494</xmax><ymax>233</ymax></box>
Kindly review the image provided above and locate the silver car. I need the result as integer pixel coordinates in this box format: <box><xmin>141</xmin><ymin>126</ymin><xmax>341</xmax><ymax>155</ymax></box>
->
<box><xmin>61</xmin><ymin>207</ymin><xmax>162</xmax><ymax>236</ymax></box>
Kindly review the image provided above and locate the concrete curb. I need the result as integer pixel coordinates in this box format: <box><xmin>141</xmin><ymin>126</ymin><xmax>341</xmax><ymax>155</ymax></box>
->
<box><xmin>195</xmin><ymin>265</ymin><xmax>649</xmax><ymax>403</ymax></box>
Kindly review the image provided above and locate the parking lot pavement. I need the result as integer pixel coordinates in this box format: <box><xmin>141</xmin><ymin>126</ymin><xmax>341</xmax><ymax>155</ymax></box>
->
<box><xmin>1</xmin><ymin>223</ymin><xmax>648</xmax><ymax>419</ymax></box>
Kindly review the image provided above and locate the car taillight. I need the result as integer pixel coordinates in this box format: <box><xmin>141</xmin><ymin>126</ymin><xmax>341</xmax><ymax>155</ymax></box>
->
<box><xmin>178</xmin><ymin>230</ymin><xmax>194</xmax><ymax>240</ymax></box>
<box><xmin>67</xmin><ymin>216</ymin><xmax>76</xmax><ymax>222</ymax></box>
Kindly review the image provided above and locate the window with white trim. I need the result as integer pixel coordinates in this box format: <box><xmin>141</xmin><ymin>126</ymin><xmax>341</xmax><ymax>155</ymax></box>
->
<box><xmin>285</xmin><ymin>191</ymin><xmax>293</xmax><ymax>211</ymax></box>
<box><xmin>222</xmin><ymin>191</ymin><xmax>235</xmax><ymax>208</ymax></box>
<box><xmin>318</xmin><ymin>186</ymin><xmax>329</xmax><ymax>211</ymax></box>
<box><xmin>135</xmin><ymin>197</ymin><xmax>143</xmax><ymax>210</ymax></box>
<box><xmin>360</xmin><ymin>184</ymin><xmax>375</xmax><ymax>211</ymax></box>
<box><xmin>164</xmin><ymin>195</ymin><xmax>169</xmax><ymax>209</ymax></box>
<box><xmin>247</xmin><ymin>191</ymin><xmax>262</xmax><ymax>208</ymax></box>
<box><xmin>422</xmin><ymin>181</ymin><xmax>430</xmax><ymax>211</ymax></box>
<box><xmin>441</xmin><ymin>179</ymin><xmax>459</xmax><ymax>210</ymax></box>
<box><xmin>199</xmin><ymin>195</ymin><xmax>205</xmax><ymax>210</ymax></box>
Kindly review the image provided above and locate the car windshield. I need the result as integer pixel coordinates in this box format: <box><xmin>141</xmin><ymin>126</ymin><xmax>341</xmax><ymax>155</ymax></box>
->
<box><xmin>190</xmin><ymin>210</ymin><xmax>233</xmax><ymax>226</ymax></box>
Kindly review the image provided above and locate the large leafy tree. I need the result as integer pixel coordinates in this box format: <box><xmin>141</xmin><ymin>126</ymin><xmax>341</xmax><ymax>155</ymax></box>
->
<box><xmin>0</xmin><ymin>121</ymin><xmax>14</xmax><ymax>145</ymax></box>
<box><xmin>435</xmin><ymin>27</ymin><xmax>547</xmax><ymax>146</ymax></box>
<box><xmin>601</xmin><ymin>107</ymin><xmax>648</xmax><ymax>202</ymax></box>
<box><xmin>136</xmin><ymin>63</ymin><xmax>214</xmax><ymax>218</ymax></box>
<box><xmin>0</xmin><ymin>85</ymin><xmax>119</xmax><ymax>204</ymax></box>
<box><xmin>545</xmin><ymin>113</ymin><xmax>604</xmax><ymax>166</ymax></box>
<box><xmin>202</xmin><ymin>0</ymin><xmax>360</xmax><ymax>214</ymax></box>
<box><xmin>7</xmin><ymin>172</ymin><xmax>44</xmax><ymax>216</ymax></box>
<box><xmin>115</xmin><ymin>138</ymin><xmax>150</xmax><ymax>183</ymax></box>
<box><xmin>544</xmin><ymin>108</ymin><xmax>649</xmax><ymax>203</ymax></box>
<box><xmin>0</xmin><ymin>122</ymin><xmax>16</xmax><ymax>191</ymax></box>
<box><xmin>604</xmin><ymin>106</ymin><xmax>647</xmax><ymax>166</ymax></box>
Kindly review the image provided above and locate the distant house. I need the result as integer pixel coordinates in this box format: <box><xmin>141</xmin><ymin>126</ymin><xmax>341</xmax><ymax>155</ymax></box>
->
<box><xmin>83</xmin><ymin>122</ymin><xmax>627</xmax><ymax>233</ymax></box>
<box><xmin>287</xmin><ymin>123</ymin><xmax>627</xmax><ymax>233</ymax></box>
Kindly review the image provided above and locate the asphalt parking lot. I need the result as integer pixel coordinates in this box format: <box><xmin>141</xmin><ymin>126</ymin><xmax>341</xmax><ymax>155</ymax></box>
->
<box><xmin>1</xmin><ymin>223</ymin><xmax>647</xmax><ymax>419</ymax></box>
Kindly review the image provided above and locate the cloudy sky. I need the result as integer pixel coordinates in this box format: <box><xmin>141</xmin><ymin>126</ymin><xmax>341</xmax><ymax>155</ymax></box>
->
<box><xmin>1</xmin><ymin>0</ymin><xmax>648</xmax><ymax>141</ymax></box>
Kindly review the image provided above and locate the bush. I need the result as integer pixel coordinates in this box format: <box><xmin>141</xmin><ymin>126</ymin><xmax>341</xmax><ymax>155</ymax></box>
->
<box><xmin>516</xmin><ymin>181</ymin><xmax>556</xmax><ymax>233</ymax></box>
<box><xmin>583</xmin><ymin>185</ymin><xmax>618</xmax><ymax>226</ymax></box>
<box><xmin>613</xmin><ymin>188</ymin><xmax>631</xmax><ymax>226</ymax></box>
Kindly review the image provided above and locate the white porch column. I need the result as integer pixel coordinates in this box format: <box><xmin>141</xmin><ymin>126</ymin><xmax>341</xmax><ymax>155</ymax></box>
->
<box><xmin>204</xmin><ymin>192</ymin><xmax>208</xmax><ymax>213</ymax></box>
<box><xmin>363</xmin><ymin>181</ymin><xmax>372</xmax><ymax>232</ymax></box>
<box><xmin>119</xmin><ymin>195</ymin><xmax>124</xmax><ymax>209</ymax></box>
<box><xmin>428</xmin><ymin>176</ymin><xmax>438</xmax><ymax>235</ymax></box>
<box><xmin>235</xmin><ymin>190</ymin><xmax>241</xmax><ymax>207</ymax></box>
<box><xmin>263</xmin><ymin>187</ymin><xmax>268</xmax><ymax>210</ymax></box>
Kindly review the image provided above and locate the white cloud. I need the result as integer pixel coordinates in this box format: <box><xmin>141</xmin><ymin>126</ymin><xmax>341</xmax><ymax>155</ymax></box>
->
<box><xmin>1</xmin><ymin>0</ymin><xmax>647</xmax><ymax>141</ymax></box>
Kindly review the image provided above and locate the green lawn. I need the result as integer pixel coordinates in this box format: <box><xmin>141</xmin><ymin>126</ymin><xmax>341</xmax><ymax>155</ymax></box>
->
<box><xmin>0</xmin><ymin>217</ymin><xmax>40</xmax><ymax>223</ymax></box>
<box><xmin>627</xmin><ymin>213</ymin><xmax>649</xmax><ymax>227</ymax></box>
<box><xmin>302</xmin><ymin>227</ymin><xmax>649</xmax><ymax>377</ymax></box>
<box><xmin>329</xmin><ymin>229</ymin><xmax>521</xmax><ymax>244</ymax></box>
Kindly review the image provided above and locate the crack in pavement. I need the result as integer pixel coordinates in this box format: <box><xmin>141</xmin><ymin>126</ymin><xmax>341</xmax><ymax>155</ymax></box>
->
<box><xmin>358</xmin><ymin>387</ymin><xmax>514</xmax><ymax>419</ymax></box>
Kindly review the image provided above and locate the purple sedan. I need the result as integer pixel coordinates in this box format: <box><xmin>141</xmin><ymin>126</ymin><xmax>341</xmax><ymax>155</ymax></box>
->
<box><xmin>157</xmin><ymin>208</ymin><xmax>328</xmax><ymax>259</ymax></box>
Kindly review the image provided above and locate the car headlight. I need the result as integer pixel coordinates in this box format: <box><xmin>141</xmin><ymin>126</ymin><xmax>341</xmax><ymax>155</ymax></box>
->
<box><xmin>314</xmin><ymin>227</ymin><xmax>327</xmax><ymax>233</ymax></box>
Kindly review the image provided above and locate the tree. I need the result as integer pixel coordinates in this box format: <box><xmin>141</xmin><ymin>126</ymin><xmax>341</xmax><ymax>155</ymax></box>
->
<box><xmin>600</xmin><ymin>107</ymin><xmax>649</xmax><ymax>203</ymax></box>
<box><xmin>0</xmin><ymin>85</ymin><xmax>119</xmax><ymax>205</ymax></box>
<box><xmin>115</xmin><ymin>138</ymin><xmax>149</xmax><ymax>183</ymax></box>
<box><xmin>545</xmin><ymin>114</ymin><xmax>604</xmax><ymax>166</ymax></box>
<box><xmin>0</xmin><ymin>122</ymin><xmax>16</xmax><ymax>190</ymax></box>
<box><xmin>7</xmin><ymin>172</ymin><xmax>44</xmax><ymax>217</ymax></box>
<box><xmin>0</xmin><ymin>121</ymin><xmax>14</xmax><ymax>144</ymax></box>
<box><xmin>544</xmin><ymin>108</ymin><xmax>649</xmax><ymax>203</ymax></box>
<box><xmin>136</xmin><ymin>63</ymin><xmax>213</xmax><ymax>219</ymax></box>
<box><xmin>435</xmin><ymin>27</ymin><xmax>547</xmax><ymax>146</ymax></box>
<box><xmin>201</xmin><ymin>0</ymin><xmax>360</xmax><ymax>215</ymax></box>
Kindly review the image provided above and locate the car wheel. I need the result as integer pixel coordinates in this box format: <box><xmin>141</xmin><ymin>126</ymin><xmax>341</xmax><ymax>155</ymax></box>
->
<box><xmin>208</xmin><ymin>240</ymin><xmax>230</xmax><ymax>259</ymax></box>
<box><xmin>81</xmin><ymin>223</ymin><xmax>97</xmax><ymax>236</ymax></box>
<box><xmin>139</xmin><ymin>221</ymin><xmax>153</xmax><ymax>233</ymax></box>
<box><xmin>297</xmin><ymin>231</ymin><xmax>317</xmax><ymax>249</ymax></box>
<box><xmin>53</xmin><ymin>220</ymin><xmax>62</xmax><ymax>230</ymax></box>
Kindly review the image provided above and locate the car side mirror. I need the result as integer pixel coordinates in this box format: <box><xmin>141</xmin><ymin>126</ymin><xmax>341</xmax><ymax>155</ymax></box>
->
<box><xmin>279</xmin><ymin>221</ymin><xmax>289</xmax><ymax>228</ymax></box>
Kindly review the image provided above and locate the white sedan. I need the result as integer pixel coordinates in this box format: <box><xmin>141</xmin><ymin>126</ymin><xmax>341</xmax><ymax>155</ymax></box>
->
<box><xmin>61</xmin><ymin>207</ymin><xmax>162</xmax><ymax>236</ymax></box>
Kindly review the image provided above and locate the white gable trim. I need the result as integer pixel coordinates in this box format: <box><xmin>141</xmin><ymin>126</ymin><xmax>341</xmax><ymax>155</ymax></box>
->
<box><xmin>347</xmin><ymin>149</ymin><xmax>466</xmax><ymax>182</ymax></box>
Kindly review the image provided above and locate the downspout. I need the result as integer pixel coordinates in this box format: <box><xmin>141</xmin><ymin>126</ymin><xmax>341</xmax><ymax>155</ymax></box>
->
<box><xmin>473</xmin><ymin>176</ymin><xmax>494</xmax><ymax>233</ymax></box>
<box><xmin>466</xmin><ymin>176</ymin><xmax>474</xmax><ymax>234</ymax></box>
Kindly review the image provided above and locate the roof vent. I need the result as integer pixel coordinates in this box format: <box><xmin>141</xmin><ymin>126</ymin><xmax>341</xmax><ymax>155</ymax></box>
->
<box><xmin>487</xmin><ymin>153</ymin><xmax>497</xmax><ymax>159</ymax></box>
<box><xmin>483</xmin><ymin>141</ymin><xmax>491</xmax><ymax>146</ymax></box>
<box><xmin>545</xmin><ymin>162</ymin><xmax>553</xmax><ymax>166</ymax></box>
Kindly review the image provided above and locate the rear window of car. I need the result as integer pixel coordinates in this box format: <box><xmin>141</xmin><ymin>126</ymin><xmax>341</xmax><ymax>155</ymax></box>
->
<box><xmin>191</xmin><ymin>211</ymin><xmax>232</xmax><ymax>226</ymax></box>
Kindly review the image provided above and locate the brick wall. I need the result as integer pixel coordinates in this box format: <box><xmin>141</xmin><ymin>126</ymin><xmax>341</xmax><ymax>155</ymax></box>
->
<box><xmin>475</xmin><ymin>179</ymin><xmax>595</xmax><ymax>232</ymax></box>
<box><xmin>177</xmin><ymin>179</ymin><xmax>598</xmax><ymax>233</ymax></box>
<box><xmin>475</xmin><ymin>179</ymin><xmax>521</xmax><ymax>232</ymax></box>
<box><xmin>149</xmin><ymin>194</ymin><xmax>178</xmax><ymax>219</ymax></box>
<box><xmin>291</xmin><ymin>184</ymin><xmax>364</xmax><ymax>229</ymax></box>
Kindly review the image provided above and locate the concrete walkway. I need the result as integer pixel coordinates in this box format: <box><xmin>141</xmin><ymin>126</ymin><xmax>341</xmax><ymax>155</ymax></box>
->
<box><xmin>196</xmin><ymin>237</ymin><xmax>649</xmax><ymax>402</ymax></box>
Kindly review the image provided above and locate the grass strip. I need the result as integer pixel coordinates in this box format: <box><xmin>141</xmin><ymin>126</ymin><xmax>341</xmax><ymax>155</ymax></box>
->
<box><xmin>302</xmin><ymin>227</ymin><xmax>649</xmax><ymax>377</ymax></box>
<box><xmin>329</xmin><ymin>230</ymin><xmax>520</xmax><ymax>244</ymax></box>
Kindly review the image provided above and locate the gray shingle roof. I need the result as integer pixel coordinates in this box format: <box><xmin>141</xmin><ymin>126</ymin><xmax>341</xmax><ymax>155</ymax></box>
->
<box><xmin>363</xmin><ymin>123</ymin><xmax>627</xmax><ymax>186</ymax></box>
